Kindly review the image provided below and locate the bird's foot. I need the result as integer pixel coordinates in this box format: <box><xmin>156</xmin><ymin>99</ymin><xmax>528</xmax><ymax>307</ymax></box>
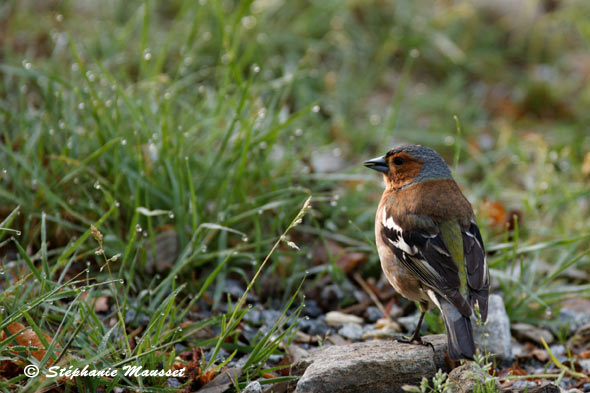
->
<box><xmin>396</xmin><ymin>335</ymin><xmax>435</xmax><ymax>352</ymax></box>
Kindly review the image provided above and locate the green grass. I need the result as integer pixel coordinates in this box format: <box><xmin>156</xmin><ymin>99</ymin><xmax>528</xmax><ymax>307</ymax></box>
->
<box><xmin>1</xmin><ymin>0</ymin><xmax>590</xmax><ymax>391</ymax></box>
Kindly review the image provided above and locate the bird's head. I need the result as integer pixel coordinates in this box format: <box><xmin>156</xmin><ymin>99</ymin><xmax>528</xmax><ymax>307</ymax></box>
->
<box><xmin>364</xmin><ymin>144</ymin><xmax>452</xmax><ymax>190</ymax></box>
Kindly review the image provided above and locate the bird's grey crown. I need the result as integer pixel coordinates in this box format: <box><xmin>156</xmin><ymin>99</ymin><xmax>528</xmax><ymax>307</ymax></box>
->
<box><xmin>388</xmin><ymin>144</ymin><xmax>453</xmax><ymax>182</ymax></box>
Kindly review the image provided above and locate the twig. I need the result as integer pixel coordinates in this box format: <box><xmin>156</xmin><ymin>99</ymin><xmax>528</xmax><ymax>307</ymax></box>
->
<box><xmin>353</xmin><ymin>272</ymin><xmax>388</xmax><ymax>319</ymax></box>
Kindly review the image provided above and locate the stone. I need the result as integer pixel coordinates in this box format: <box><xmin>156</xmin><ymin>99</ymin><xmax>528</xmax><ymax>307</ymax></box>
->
<box><xmin>569</xmin><ymin>322</ymin><xmax>590</xmax><ymax>347</ymax></box>
<box><xmin>302</xmin><ymin>300</ymin><xmax>323</xmax><ymax>318</ymax></box>
<box><xmin>338</xmin><ymin>323</ymin><xmax>363</xmax><ymax>341</ymax></box>
<box><xmin>366</xmin><ymin>306</ymin><xmax>382</xmax><ymax>322</ymax></box>
<box><xmin>512</xmin><ymin>322</ymin><xmax>554</xmax><ymax>345</ymax></box>
<box><xmin>299</xmin><ymin>317</ymin><xmax>332</xmax><ymax>336</ymax></box>
<box><xmin>295</xmin><ymin>335</ymin><xmax>448</xmax><ymax>393</ymax></box>
<box><xmin>243</xmin><ymin>380</ymin><xmax>262</xmax><ymax>393</ymax></box>
<box><xmin>447</xmin><ymin>363</ymin><xmax>501</xmax><ymax>393</ymax></box>
<box><xmin>472</xmin><ymin>294</ymin><xmax>511</xmax><ymax>360</ymax></box>
<box><xmin>558</xmin><ymin>298</ymin><xmax>590</xmax><ymax>332</ymax></box>
<box><xmin>325</xmin><ymin>311</ymin><xmax>363</xmax><ymax>326</ymax></box>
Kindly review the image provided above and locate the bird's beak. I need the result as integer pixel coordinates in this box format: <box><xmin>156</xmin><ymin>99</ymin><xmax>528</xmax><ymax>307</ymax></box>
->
<box><xmin>363</xmin><ymin>155</ymin><xmax>388</xmax><ymax>173</ymax></box>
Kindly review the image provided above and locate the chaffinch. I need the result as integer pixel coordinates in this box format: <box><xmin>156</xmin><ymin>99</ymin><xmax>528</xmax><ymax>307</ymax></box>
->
<box><xmin>364</xmin><ymin>144</ymin><xmax>490</xmax><ymax>360</ymax></box>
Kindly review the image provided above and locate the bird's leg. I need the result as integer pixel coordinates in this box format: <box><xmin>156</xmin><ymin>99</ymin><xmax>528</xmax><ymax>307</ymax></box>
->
<box><xmin>397</xmin><ymin>310</ymin><xmax>426</xmax><ymax>344</ymax></box>
<box><xmin>397</xmin><ymin>308</ymin><xmax>435</xmax><ymax>352</ymax></box>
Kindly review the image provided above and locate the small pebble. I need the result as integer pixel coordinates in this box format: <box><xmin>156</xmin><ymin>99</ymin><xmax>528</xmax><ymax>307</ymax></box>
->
<box><xmin>338</xmin><ymin>323</ymin><xmax>363</xmax><ymax>341</ymax></box>
<box><xmin>582</xmin><ymin>382</ymin><xmax>590</xmax><ymax>392</ymax></box>
<box><xmin>302</xmin><ymin>299</ymin><xmax>323</xmax><ymax>318</ymax></box>
<box><xmin>167</xmin><ymin>378</ymin><xmax>181</xmax><ymax>387</ymax></box>
<box><xmin>325</xmin><ymin>311</ymin><xmax>363</xmax><ymax>326</ymax></box>
<box><xmin>299</xmin><ymin>317</ymin><xmax>332</xmax><ymax>336</ymax></box>
<box><xmin>511</xmin><ymin>380</ymin><xmax>536</xmax><ymax>390</ymax></box>
<box><xmin>579</xmin><ymin>359</ymin><xmax>590</xmax><ymax>371</ymax></box>
<box><xmin>243</xmin><ymin>380</ymin><xmax>262</xmax><ymax>393</ymax></box>
<box><xmin>366</xmin><ymin>306</ymin><xmax>382</xmax><ymax>322</ymax></box>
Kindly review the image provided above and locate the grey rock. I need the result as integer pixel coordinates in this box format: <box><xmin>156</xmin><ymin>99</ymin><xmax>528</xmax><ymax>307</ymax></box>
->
<box><xmin>366</xmin><ymin>306</ymin><xmax>382</xmax><ymax>322</ymax></box>
<box><xmin>295</xmin><ymin>335</ymin><xmax>448</xmax><ymax>393</ymax></box>
<box><xmin>167</xmin><ymin>378</ymin><xmax>181</xmax><ymax>387</ymax></box>
<box><xmin>338</xmin><ymin>323</ymin><xmax>363</xmax><ymax>341</ymax></box>
<box><xmin>512</xmin><ymin>322</ymin><xmax>554</xmax><ymax>345</ymax></box>
<box><xmin>243</xmin><ymin>380</ymin><xmax>263</xmax><ymax>393</ymax></box>
<box><xmin>582</xmin><ymin>382</ymin><xmax>590</xmax><ymax>392</ymax></box>
<box><xmin>473</xmin><ymin>294</ymin><xmax>511</xmax><ymax>359</ymax></box>
<box><xmin>580</xmin><ymin>359</ymin><xmax>590</xmax><ymax>371</ymax></box>
<box><xmin>299</xmin><ymin>317</ymin><xmax>332</xmax><ymax>336</ymax></box>
<box><xmin>558</xmin><ymin>307</ymin><xmax>590</xmax><ymax>333</ymax></box>
<box><xmin>261</xmin><ymin>309</ymin><xmax>283</xmax><ymax>326</ymax></box>
<box><xmin>448</xmin><ymin>363</ymin><xmax>501</xmax><ymax>393</ymax></box>
<box><xmin>302</xmin><ymin>300</ymin><xmax>323</xmax><ymax>318</ymax></box>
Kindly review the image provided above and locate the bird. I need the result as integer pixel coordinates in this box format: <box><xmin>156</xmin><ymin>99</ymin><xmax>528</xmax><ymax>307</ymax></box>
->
<box><xmin>364</xmin><ymin>144</ymin><xmax>490</xmax><ymax>360</ymax></box>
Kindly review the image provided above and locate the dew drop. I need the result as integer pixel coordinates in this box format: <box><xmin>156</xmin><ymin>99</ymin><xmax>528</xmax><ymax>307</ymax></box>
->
<box><xmin>142</xmin><ymin>231</ymin><xmax>148</xmax><ymax>237</ymax></box>
<box><xmin>119</xmin><ymin>279</ymin><xmax>124</xmax><ymax>285</ymax></box>
<box><xmin>115</xmin><ymin>200</ymin><xmax>120</xmax><ymax>207</ymax></box>
<box><xmin>135</xmin><ymin>224</ymin><xmax>142</xmax><ymax>232</ymax></box>
<box><xmin>144</xmin><ymin>51</ymin><xmax>152</xmax><ymax>61</ymax></box>
<box><xmin>78</xmin><ymin>102</ymin><xmax>85</xmax><ymax>110</ymax></box>
<box><xmin>241</xmin><ymin>236</ymin><xmax>248</xmax><ymax>242</ymax></box>
<box><xmin>168</xmin><ymin>212</ymin><xmax>175</xmax><ymax>219</ymax></box>
<box><xmin>94</xmin><ymin>181</ymin><xmax>101</xmax><ymax>190</ymax></box>
<box><xmin>312</xmin><ymin>105</ymin><xmax>320</xmax><ymax>113</ymax></box>
<box><xmin>251</xmin><ymin>63</ymin><xmax>260</xmax><ymax>73</ymax></box>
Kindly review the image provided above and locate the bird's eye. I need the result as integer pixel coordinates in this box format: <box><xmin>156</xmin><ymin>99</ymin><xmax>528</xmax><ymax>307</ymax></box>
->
<box><xmin>393</xmin><ymin>156</ymin><xmax>404</xmax><ymax>165</ymax></box>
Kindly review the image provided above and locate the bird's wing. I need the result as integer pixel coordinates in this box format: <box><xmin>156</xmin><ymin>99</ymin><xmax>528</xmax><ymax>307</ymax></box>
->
<box><xmin>379</xmin><ymin>209</ymin><xmax>472</xmax><ymax>317</ymax></box>
<box><xmin>461</xmin><ymin>219</ymin><xmax>490</xmax><ymax>321</ymax></box>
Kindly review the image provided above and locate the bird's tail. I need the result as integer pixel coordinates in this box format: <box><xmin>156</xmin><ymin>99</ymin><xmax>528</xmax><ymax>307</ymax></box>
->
<box><xmin>439</xmin><ymin>298</ymin><xmax>476</xmax><ymax>360</ymax></box>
